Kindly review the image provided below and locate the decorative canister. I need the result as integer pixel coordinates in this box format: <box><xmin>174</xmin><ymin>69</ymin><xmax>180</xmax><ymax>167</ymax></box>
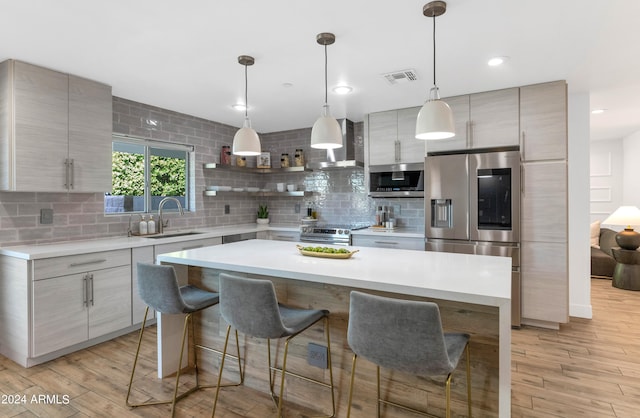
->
<box><xmin>236</xmin><ymin>156</ymin><xmax>246</xmax><ymax>167</ymax></box>
<box><xmin>294</xmin><ymin>149</ymin><xmax>305</xmax><ymax>167</ymax></box>
<box><xmin>280</xmin><ymin>153</ymin><xmax>290</xmax><ymax>168</ymax></box>
<box><xmin>220</xmin><ymin>145</ymin><xmax>231</xmax><ymax>165</ymax></box>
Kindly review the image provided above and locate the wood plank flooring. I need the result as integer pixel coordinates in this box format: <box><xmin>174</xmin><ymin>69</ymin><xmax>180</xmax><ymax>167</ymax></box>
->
<box><xmin>1</xmin><ymin>277</ymin><xmax>639</xmax><ymax>417</ymax></box>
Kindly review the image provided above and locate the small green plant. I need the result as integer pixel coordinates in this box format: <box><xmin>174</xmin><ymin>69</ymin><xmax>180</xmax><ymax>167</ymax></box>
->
<box><xmin>257</xmin><ymin>204</ymin><xmax>269</xmax><ymax>219</ymax></box>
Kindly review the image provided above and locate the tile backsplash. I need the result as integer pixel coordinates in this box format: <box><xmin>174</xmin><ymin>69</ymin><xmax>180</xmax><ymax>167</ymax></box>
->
<box><xmin>0</xmin><ymin>98</ymin><xmax>424</xmax><ymax>247</ymax></box>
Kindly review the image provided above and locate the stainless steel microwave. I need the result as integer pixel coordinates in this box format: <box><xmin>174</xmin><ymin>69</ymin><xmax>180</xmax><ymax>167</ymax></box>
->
<box><xmin>368</xmin><ymin>163</ymin><xmax>424</xmax><ymax>197</ymax></box>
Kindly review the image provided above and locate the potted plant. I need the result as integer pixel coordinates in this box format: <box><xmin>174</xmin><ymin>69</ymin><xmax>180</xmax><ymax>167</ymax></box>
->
<box><xmin>256</xmin><ymin>204</ymin><xmax>269</xmax><ymax>225</ymax></box>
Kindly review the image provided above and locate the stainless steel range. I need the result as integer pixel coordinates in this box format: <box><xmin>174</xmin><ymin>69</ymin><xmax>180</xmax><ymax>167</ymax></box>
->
<box><xmin>300</xmin><ymin>223</ymin><xmax>370</xmax><ymax>246</ymax></box>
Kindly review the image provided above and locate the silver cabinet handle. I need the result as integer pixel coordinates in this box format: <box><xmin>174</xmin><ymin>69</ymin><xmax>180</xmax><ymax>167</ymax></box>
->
<box><xmin>89</xmin><ymin>274</ymin><xmax>94</xmax><ymax>306</ymax></box>
<box><xmin>374</xmin><ymin>241</ymin><xmax>399</xmax><ymax>245</ymax></box>
<box><xmin>520</xmin><ymin>131</ymin><xmax>526</xmax><ymax>161</ymax></box>
<box><xmin>274</xmin><ymin>235</ymin><xmax>295</xmax><ymax>240</ymax></box>
<box><xmin>181</xmin><ymin>245</ymin><xmax>203</xmax><ymax>250</ymax></box>
<box><xmin>468</xmin><ymin>121</ymin><xmax>473</xmax><ymax>148</ymax></box>
<box><xmin>82</xmin><ymin>275</ymin><xmax>88</xmax><ymax>307</ymax></box>
<box><xmin>64</xmin><ymin>159</ymin><xmax>69</xmax><ymax>189</ymax></box>
<box><xmin>69</xmin><ymin>159</ymin><xmax>74</xmax><ymax>190</ymax></box>
<box><xmin>70</xmin><ymin>259</ymin><xmax>107</xmax><ymax>267</ymax></box>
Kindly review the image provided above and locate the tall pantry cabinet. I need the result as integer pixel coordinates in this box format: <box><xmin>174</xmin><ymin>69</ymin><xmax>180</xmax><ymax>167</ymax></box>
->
<box><xmin>0</xmin><ymin>59</ymin><xmax>112</xmax><ymax>192</ymax></box>
<box><xmin>520</xmin><ymin>80</ymin><xmax>569</xmax><ymax>326</ymax></box>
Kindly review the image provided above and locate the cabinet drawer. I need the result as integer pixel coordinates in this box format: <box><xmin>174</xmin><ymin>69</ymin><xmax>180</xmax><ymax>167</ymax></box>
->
<box><xmin>154</xmin><ymin>237</ymin><xmax>222</xmax><ymax>259</ymax></box>
<box><xmin>269</xmin><ymin>231</ymin><xmax>300</xmax><ymax>242</ymax></box>
<box><xmin>33</xmin><ymin>249</ymin><xmax>131</xmax><ymax>281</ymax></box>
<box><xmin>352</xmin><ymin>235</ymin><xmax>424</xmax><ymax>250</ymax></box>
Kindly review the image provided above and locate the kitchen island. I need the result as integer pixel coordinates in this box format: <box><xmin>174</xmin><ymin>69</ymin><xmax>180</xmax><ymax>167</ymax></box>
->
<box><xmin>156</xmin><ymin>239</ymin><xmax>511</xmax><ymax>417</ymax></box>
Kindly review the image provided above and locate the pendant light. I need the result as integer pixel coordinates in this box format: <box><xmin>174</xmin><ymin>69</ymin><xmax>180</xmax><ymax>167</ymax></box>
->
<box><xmin>232</xmin><ymin>55</ymin><xmax>261</xmax><ymax>156</ymax></box>
<box><xmin>415</xmin><ymin>1</ymin><xmax>455</xmax><ymax>140</ymax></box>
<box><xmin>310</xmin><ymin>32</ymin><xmax>343</xmax><ymax>149</ymax></box>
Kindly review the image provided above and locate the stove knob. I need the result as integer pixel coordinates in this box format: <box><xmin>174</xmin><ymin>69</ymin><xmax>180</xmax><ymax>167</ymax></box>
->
<box><xmin>337</xmin><ymin>229</ymin><xmax>343</xmax><ymax>235</ymax></box>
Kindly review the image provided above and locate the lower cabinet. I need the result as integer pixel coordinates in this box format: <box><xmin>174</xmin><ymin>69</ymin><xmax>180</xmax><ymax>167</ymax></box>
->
<box><xmin>351</xmin><ymin>234</ymin><xmax>424</xmax><ymax>250</ymax></box>
<box><xmin>32</xmin><ymin>249</ymin><xmax>131</xmax><ymax>357</ymax></box>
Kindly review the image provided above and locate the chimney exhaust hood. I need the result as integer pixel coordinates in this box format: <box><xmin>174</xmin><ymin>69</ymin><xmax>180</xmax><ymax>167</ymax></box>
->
<box><xmin>306</xmin><ymin>119</ymin><xmax>364</xmax><ymax>170</ymax></box>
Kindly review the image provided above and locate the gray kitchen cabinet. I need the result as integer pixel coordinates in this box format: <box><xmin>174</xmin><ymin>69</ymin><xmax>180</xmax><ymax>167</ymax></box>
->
<box><xmin>521</xmin><ymin>241</ymin><xmax>568</xmax><ymax>323</ymax></box>
<box><xmin>426</xmin><ymin>88</ymin><xmax>520</xmax><ymax>153</ymax></box>
<box><xmin>0</xmin><ymin>59</ymin><xmax>112</xmax><ymax>192</ymax></box>
<box><xmin>32</xmin><ymin>250</ymin><xmax>131</xmax><ymax>357</ymax></box>
<box><xmin>368</xmin><ymin>108</ymin><xmax>426</xmax><ymax>165</ymax></box>
<box><xmin>521</xmin><ymin>161</ymin><xmax>568</xmax><ymax>243</ymax></box>
<box><xmin>132</xmin><ymin>246</ymin><xmax>155</xmax><ymax>324</ymax></box>
<box><xmin>520</xmin><ymin>138</ymin><xmax>568</xmax><ymax>326</ymax></box>
<box><xmin>351</xmin><ymin>234</ymin><xmax>424</xmax><ymax>251</ymax></box>
<box><xmin>520</xmin><ymin>80</ymin><xmax>567</xmax><ymax>161</ymax></box>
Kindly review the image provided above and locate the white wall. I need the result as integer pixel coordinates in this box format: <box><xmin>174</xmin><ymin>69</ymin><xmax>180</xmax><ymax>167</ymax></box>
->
<box><xmin>623</xmin><ymin>130</ymin><xmax>640</xmax><ymax>206</ymax></box>
<box><xmin>590</xmin><ymin>138</ymin><xmax>624</xmax><ymax>223</ymax></box>
<box><xmin>568</xmin><ymin>92</ymin><xmax>592</xmax><ymax>319</ymax></box>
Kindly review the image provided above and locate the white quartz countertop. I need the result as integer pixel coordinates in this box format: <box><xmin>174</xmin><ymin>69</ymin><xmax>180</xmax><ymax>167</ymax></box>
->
<box><xmin>0</xmin><ymin>224</ymin><xmax>298</xmax><ymax>260</ymax></box>
<box><xmin>156</xmin><ymin>239</ymin><xmax>511</xmax><ymax>306</ymax></box>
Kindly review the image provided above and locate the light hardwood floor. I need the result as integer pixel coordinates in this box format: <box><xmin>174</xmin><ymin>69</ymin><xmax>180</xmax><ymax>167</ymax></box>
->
<box><xmin>1</xmin><ymin>278</ymin><xmax>639</xmax><ymax>417</ymax></box>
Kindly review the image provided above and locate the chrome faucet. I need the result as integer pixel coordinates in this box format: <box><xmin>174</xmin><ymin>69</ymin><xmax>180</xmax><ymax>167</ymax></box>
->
<box><xmin>157</xmin><ymin>197</ymin><xmax>184</xmax><ymax>234</ymax></box>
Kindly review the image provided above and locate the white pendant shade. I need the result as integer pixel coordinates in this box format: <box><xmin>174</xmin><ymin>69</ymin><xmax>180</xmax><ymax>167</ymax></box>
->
<box><xmin>311</xmin><ymin>105</ymin><xmax>343</xmax><ymax>149</ymax></box>
<box><xmin>415</xmin><ymin>99</ymin><xmax>455</xmax><ymax>140</ymax></box>
<box><xmin>232</xmin><ymin>118</ymin><xmax>261</xmax><ymax>156</ymax></box>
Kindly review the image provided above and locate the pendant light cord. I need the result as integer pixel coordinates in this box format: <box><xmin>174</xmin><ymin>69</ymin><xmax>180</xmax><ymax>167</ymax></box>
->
<box><xmin>324</xmin><ymin>43</ymin><xmax>328</xmax><ymax>105</ymax></box>
<box><xmin>244</xmin><ymin>64</ymin><xmax>249</xmax><ymax>119</ymax></box>
<box><xmin>432</xmin><ymin>14</ymin><xmax>437</xmax><ymax>87</ymax></box>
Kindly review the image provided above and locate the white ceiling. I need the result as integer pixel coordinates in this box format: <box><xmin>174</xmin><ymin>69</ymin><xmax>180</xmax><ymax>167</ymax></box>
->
<box><xmin>2</xmin><ymin>0</ymin><xmax>639</xmax><ymax>141</ymax></box>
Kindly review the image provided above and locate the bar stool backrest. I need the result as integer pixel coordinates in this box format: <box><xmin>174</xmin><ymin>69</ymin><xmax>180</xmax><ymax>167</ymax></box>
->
<box><xmin>218</xmin><ymin>273</ymin><xmax>289</xmax><ymax>339</ymax></box>
<box><xmin>137</xmin><ymin>263</ymin><xmax>190</xmax><ymax>315</ymax></box>
<box><xmin>348</xmin><ymin>291</ymin><xmax>457</xmax><ymax>376</ymax></box>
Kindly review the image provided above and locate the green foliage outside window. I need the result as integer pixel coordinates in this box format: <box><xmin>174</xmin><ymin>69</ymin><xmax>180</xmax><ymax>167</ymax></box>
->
<box><xmin>111</xmin><ymin>151</ymin><xmax>186</xmax><ymax>196</ymax></box>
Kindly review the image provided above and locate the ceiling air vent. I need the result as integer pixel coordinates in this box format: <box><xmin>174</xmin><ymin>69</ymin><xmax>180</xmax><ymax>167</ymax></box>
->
<box><xmin>383</xmin><ymin>69</ymin><xmax>419</xmax><ymax>85</ymax></box>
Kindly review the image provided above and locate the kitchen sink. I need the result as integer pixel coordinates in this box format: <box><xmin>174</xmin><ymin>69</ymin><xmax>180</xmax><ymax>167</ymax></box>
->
<box><xmin>143</xmin><ymin>231</ymin><xmax>204</xmax><ymax>239</ymax></box>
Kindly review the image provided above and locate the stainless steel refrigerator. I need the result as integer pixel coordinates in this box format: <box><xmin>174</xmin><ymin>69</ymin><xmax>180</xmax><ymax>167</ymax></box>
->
<box><xmin>424</xmin><ymin>148</ymin><xmax>521</xmax><ymax>327</ymax></box>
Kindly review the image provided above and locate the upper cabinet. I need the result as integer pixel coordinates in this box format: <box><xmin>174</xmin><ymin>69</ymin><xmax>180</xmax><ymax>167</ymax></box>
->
<box><xmin>0</xmin><ymin>60</ymin><xmax>112</xmax><ymax>192</ymax></box>
<box><xmin>427</xmin><ymin>87</ymin><xmax>520</xmax><ymax>153</ymax></box>
<box><xmin>367</xmin><ymin>107</ymin><xmax>426</xmax><ymax>165</ymax></box>
<box><xmin>520</xmin><ymin>80</ymin><xmax>567</xmax><ymax>161</ymax></box>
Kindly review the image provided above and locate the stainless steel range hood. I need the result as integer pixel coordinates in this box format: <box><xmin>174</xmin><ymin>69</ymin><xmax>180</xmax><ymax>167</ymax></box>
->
<box><xmin>306</xmin><ymin>119</ymin><xmax>364</xmax><ymax>170</ymax></box>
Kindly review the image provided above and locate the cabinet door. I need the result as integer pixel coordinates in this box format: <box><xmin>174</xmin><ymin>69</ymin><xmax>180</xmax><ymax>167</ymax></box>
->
<box><xmin>368</xmin><ymin>110</ymin><xmax>397</xmax><ymax>165</ymax></box>
<box><xmin>425</xmin><ymin>95</ymin><xmax>469</xmax><ymax>153</ymax></box>
<box><xmin>520</xmin><ymin>81</ymin><xmax>567</xmax><ymax>161</ymax></box>
<box><xmin>33</xmin><ymin>273</ymin><xmax>88</xmax><ymax>356</ymax></box>
<box><xmin>88</xmin><ymin>265</ymin><xmax>132</xmax><ymax>339</ymax></box>
<box><xmin>521</xmin><ymin>241</ymin><xmax>568</xmax><ymax>323</ymax></box>
<box><xmin>68</xmin><ymin>75</ymin><xmax>112</xmax><ymax>192</ymax></box>
<box><xmin>12</xmin><ymin>61</ymin><xmax>69</xmax><ymax>192</ymax></box>
<box><xmin>132</xmin><ymin>246</ymin><xmax>155</xmax><ymax>324</ymax></box>
<box><xmin>396</xmin><ymin>107</ymin><xmax>426</xmax><ymax>163</ymax></box>
<box><xmin>469</xmin><ymin>88</ymin><xmax>519</xmax><ymax>149</ymax></box>
<box><xmin>521</xmin><ymin>161</ymin><xmax>567</xmax><ymax>243</ymax></box>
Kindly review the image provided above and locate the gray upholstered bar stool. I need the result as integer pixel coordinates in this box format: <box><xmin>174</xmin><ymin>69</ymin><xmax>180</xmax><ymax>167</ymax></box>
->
<box><xmin>211</xmin><ymin>273</ymin><xmax>335</xmax><ymax>418</ymax></box>
<box><xmin>126</xmin><ymin>263</ymin><xmax>243</xmax><ymax>417</ymax></box>
<box><xmin>346</xmin><ymin>291</ymin><xmax>472</xmax><ymax>418</ymax></box>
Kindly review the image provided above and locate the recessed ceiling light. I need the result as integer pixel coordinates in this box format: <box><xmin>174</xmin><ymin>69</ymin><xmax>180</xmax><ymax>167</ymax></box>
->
<box><xmin>282</xmin><ymin>82</ymin><xmax>294</xmax><ymax>88</ymax></box>
<box><xmin>591</xmin><ymin>108</ymin><xmax>606</xmax><ymax>114</ymax></box>
<box><xmin>488</xmin><ymin>56</ymin><xmax>509</xmax><ymax>67</ymax></box>
<box><xmin>232</xmin><ymin>103</ymin><xmax>247</xmax><ymax>111</ymax></box>
<box><xmin>332</xmin><ymin>85</ymin><xmax>353</xmax><ymax>95</ymax></box>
